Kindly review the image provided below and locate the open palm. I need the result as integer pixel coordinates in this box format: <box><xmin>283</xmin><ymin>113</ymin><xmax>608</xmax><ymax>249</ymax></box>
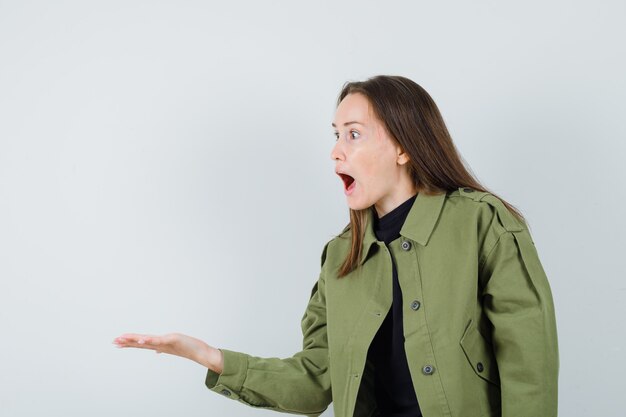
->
<box><xmin>112</xmin><ymin>332</ymin><xmax>223</xmax><ymax>372</ymax></box>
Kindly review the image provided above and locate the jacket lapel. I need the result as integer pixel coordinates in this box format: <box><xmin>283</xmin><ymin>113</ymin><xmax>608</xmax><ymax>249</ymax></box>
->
<box><xmin>359</xmin><ymin>190</ymin><xmax>448</xmax><ymax>265</ymax></box>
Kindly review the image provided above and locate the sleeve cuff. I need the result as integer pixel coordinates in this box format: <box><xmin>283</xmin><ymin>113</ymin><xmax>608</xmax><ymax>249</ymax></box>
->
<box><xmin>204</xmin><ymin>348</ymin><xmax>249</xmax><ymax>400</ymax></box>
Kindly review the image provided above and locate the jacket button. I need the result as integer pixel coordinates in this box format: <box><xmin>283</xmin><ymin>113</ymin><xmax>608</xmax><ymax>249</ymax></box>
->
<box><xmin>401</xmin><ymin>241</ymin><xmax>411</xmax><ymax>251</ymax></box>
<box><xmin>463</xmin><ymin>187</ymin><xmax>474</xmax><ymax>192</ymax></box>
<box><xmin>220</xmin><ymin>389</ymin><xmax>231</xmax><ymax>396</ymax></box>
<box><xmin>477</xmin><ymin>362</ymin><xmax>484</xmax><ymax>373</ymax></box>
<box><xmin>422</xmin><ymin>365</ymin><xmax>435</xmax><ymax>375</ymax></box>
<box><xmin>410</xmin><ymin>300</ymin><xmax>421</xmax><ymax>310</ymax></box>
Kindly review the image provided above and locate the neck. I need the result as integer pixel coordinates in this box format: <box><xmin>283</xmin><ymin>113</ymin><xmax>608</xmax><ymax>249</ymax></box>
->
<box><xmin>374</xmin><ymin>183</ymin><xmax>418</xmax><ymax>218</ymax></box>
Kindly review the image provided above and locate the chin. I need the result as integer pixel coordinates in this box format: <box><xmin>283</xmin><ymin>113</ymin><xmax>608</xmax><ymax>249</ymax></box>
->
<box><xmin>346</xmin><ymin>199</ymin><xmax>374</xmax><ymax>212</ymax></box>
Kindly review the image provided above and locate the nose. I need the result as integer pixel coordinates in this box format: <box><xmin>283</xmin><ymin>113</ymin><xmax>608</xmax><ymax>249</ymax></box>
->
<box><xmin>330</xmin><ymin>139</ymin><xmax>344</xmax><ymax>162</ymax></box>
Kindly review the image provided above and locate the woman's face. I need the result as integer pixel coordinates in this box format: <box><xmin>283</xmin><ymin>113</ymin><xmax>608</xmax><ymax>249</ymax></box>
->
<box><xmin>331</xmin><ymin>92</ymin><xmax>415</xmax><ymax>217</ymax></box>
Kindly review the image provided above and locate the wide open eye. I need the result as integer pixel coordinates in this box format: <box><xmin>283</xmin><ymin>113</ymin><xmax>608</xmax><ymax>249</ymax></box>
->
<box><xmin>350</xmin><ymin>130</ymin><xmax>360</xmax><ymax>140</ymax></box>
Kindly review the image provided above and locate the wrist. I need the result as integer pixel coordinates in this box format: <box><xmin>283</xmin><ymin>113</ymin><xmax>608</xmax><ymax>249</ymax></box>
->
<box><xmin>197</xmin><ymin>344</ymin><xmax>223</xmax><ymax>374</ymax></box>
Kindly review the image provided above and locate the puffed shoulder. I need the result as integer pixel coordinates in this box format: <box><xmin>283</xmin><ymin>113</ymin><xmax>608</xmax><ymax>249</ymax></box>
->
<box><xmin>456</xmin><ymin>187</ymin><xmax>526</xmax><ymax>233</ymax></box>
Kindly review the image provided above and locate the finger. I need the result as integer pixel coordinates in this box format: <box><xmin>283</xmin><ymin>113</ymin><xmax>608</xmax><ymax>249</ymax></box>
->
<box><xmin>115</xmin><ymin>340</ymin><xmax>158</xmax><ymax>351</ymax></box>
<box><xmin>116</xmin><ymin>333</ymin><xmax>154</xmax><ymax>342</ymax></box>
<box><xmin>113</xmin><ymin>334</ymin><xmax>159</xmax><ymax>349</ymax></box>
<box><xmin>114</xmin><ymin>333</ymin><xmax>159</xmax><ymax>345</ymax></box>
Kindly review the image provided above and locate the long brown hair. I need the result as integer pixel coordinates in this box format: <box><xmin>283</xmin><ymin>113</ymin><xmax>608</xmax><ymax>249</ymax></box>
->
<box><xmin>334</xmin><ymin>75</ymin><xmax>527</xmax><ymax>278</ymax></box>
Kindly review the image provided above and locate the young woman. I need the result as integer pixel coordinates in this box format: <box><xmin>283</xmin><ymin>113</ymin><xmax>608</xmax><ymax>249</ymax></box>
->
<box><xmin>113</xmin><ymin>75</ymin><xmax>559</xmax><ymax>417</ymax></box>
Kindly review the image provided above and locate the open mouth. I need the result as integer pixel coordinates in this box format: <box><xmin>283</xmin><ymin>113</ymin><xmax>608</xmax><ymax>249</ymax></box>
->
<box><xmin>338</xmin><ymin>173</ymin><xmax>356</xmax><ymax>191</ymax></box>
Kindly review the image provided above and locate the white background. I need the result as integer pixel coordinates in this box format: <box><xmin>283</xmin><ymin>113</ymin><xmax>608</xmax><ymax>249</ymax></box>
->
<box><xmin>1</xmin><ymin>1</ymin><xmax>624</xmax><ymax>416</ymax></box>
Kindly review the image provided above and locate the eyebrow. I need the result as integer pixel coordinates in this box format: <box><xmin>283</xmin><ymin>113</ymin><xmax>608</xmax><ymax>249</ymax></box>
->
<box><xmin>331</xmin><ymin>121</ymin><xmax>364</xmax><ymax>128</ymax></box>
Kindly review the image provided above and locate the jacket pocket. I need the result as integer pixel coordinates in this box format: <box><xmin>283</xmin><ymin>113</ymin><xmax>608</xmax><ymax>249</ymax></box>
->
<box><xmin>460</xmin><ymin>319</ymin><xmax>500</xmax><ymax>387</ymax></box>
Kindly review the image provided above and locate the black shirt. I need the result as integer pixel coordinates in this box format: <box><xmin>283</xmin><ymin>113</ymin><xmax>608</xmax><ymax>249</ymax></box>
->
<box><xmin>367</xmin><ymin>193</ymin><xmax>422</xmax><ymax>417</ymax></box>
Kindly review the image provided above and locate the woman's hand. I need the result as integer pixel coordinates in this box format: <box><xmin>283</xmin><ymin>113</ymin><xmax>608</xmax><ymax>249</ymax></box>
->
<box><xmin>112</xmin><ymin>332</ymin><xmax>224</xmax><ymax>374</ymax></box>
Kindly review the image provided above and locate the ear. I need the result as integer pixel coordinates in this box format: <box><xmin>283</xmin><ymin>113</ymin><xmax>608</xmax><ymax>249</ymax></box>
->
<box><xmin>396</xmin><ymin>147</ymin><xmax>410</xmax><ymax>165</ymax></box>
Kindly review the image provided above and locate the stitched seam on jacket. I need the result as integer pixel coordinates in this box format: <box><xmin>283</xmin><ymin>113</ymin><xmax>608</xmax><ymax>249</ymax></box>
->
<box><xmin>478</xmin><ymin>230</ymin><xmax>508</xmax><ymax>271</ymax></box>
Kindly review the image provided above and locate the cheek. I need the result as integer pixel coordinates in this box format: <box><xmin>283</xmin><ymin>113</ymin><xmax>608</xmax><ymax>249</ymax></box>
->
<box><xmin>355</xmin><ymin>151</ymin><xmax>379</xmax><ymax>179</ymax></box>
<box><xmin>351</xmin><ymin>142</ymin><xmax>396</xmax><ymax>184</ymax></box>
<box><xmin>360</xmin><ymin>155</ymin><xmax>392</xmax><ymax>190</ymax></box>
<box><xmin>369</xmin><ymin>147</ymin><xmax>395</xmax><ymax>175</ymax></box>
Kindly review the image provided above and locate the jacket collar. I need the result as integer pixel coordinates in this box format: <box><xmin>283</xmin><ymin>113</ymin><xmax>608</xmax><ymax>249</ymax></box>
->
<box><xmin>359</xmin><ymin>190</ymin><xmax>449</xmax><ymax>265</ymax></box>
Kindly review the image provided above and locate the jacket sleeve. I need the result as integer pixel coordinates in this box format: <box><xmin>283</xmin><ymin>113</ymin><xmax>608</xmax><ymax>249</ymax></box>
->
<box><xmin>480</xmin><ymin>227</ymin><xmax>559</xmax><ymax>417</ymax></box>
<box><xmin>204</xmin><ymin>242</ymin><xmax>332</xmax><ymax>416</ymax></box>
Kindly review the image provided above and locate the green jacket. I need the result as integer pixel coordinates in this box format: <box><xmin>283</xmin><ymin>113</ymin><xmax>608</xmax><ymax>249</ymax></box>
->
<box><xmin>205</xmin><ymin>187</ymin><xmax>559</xmax><ymax>417</ymax></box>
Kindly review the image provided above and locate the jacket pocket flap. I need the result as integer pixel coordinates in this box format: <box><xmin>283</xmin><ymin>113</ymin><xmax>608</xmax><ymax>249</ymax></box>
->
<box><xmin>460</xmin><ymin>320</ymin><xmax>500</xmax><ymax>386</ymax></box>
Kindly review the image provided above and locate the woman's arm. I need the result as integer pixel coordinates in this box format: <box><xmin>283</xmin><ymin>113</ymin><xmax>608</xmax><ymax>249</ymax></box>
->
<box><xmin>113</xmin><ymin>241</ymin><xmax>333</xmax><ymax>416</ymax></box>
<box><xmin>203</xmin><ymin>272</ymin><xmax>331</xmax><ymax>415</ymax></box>
<box><xmin>480</xmin><ymin>228</ymin><xmax>559</xmax><ymax>417</ymax></box>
